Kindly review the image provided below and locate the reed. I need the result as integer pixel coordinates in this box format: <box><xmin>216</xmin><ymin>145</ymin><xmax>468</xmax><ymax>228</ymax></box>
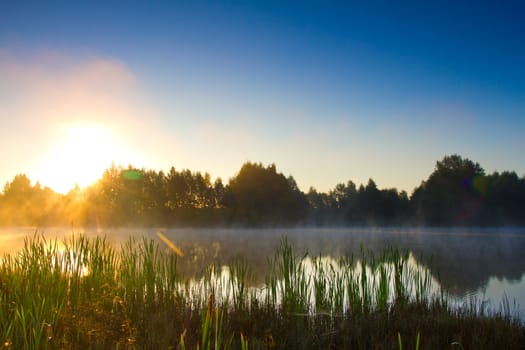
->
<box><xmin>0</xmin><ymin>234</ymin><xmax>523</xmax><ymax>349</ymax></box>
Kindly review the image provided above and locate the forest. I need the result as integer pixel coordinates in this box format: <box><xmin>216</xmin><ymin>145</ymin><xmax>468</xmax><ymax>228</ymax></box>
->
<box><xmin>0</xmin><ymin>154</ymin><xmax>524</xmax><ymax>227</ymax></box>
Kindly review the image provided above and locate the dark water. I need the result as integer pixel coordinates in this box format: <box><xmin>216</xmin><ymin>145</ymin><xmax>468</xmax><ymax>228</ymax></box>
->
<box><xmin>2</xmin><ymin>226</ymin><xmax>524</xmax><ymax>316</ymax></box>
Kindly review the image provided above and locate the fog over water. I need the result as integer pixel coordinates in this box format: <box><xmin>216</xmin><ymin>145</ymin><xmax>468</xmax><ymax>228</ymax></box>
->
<box><xmin>2</xmin><ymin>226</ymin><xmax>524</xmax><ymax>316</ymax></box>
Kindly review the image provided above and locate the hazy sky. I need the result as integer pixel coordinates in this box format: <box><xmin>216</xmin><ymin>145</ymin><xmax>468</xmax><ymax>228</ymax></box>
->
<box><xmin>1</xmin><ymin>1</ymin><xmax>524</xmax><ymax>194</ymax></box>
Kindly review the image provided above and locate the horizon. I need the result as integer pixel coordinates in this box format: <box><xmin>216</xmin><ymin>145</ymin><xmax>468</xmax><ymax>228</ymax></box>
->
<box><xmin>2</xmin><ymin>153</ymin><xmax>523</xmax><ymax>197</ymax></box>
<box><xmin>1</xmin><ymin>1</ymin><xmax>524</xmax><ymax>194</ymax></box>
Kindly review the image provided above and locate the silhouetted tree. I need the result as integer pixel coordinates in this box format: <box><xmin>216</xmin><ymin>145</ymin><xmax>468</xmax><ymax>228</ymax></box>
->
<box><xmin>141</xmin><ymin>169</ymin><xmax>169</xmax><ymax>223</ymax></box>
<box><xmin>306</xmin><ymin>187</ymin><xmax>336</xmax><ymax>225</ymax></box>
<box><xmin>227</xmin><ymin>162</ymin><xmax>308</xmax><ymax>225</ymax></box>
<box><xmin>330</xmin><ymin>181</ymin><xmax>358</xmax><ymax>223</ymax></box>
<box><xmin>412</xmin><ymin>155</ymin><xmax>486</xmax><ymax>225</ymax></box>
<box><xmin>484</xmin><ymin>171</ymin><xmax>525</xmax><ymax>225</ymax></box>
<box><xmin>0</xmin><ymin>174</ymin><xmax>60</xmax><ymax>225</ymax></box>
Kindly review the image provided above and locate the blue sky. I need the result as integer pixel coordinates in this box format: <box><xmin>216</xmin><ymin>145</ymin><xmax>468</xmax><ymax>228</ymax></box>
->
<box><xmin>1</xmin><ymin>1</ymin><xmax>524</xmax><ymax>193</ymax></box>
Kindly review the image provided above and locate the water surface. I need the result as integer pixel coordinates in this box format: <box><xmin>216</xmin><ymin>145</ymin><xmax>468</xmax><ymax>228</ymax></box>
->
<box><xmin>1</xmin><ymin>226</ymin><xmax>524</xmax><ymax>317</ymax></box>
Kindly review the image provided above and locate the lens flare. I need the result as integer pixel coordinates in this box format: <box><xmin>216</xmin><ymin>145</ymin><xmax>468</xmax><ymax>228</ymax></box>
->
<box><xmin>156</xmin><ymin>231</ymin><xmax>184</xmax><ymax>257</ymax></box>
<box><xmin>472</xmin><ymin>175</ymin><xmax>490</xmax><ymax>197</ymax></box>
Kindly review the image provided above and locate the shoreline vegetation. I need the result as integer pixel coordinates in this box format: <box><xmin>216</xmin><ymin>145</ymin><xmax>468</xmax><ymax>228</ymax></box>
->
<box><xmin>1</xmin><ymin>234</ymin><xmax>524</xmax><ymax>349</ymax></box>
<box><xmin>0</xmin><ymin>154</ymin><xmax>524</xmax><ymax>228</ymax></box>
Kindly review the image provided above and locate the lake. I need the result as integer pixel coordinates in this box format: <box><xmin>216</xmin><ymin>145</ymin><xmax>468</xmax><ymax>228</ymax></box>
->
<box><xmin>2</xmin><ymin>226</ymin><xmax>525</xmax><ymax>318</ymax></box>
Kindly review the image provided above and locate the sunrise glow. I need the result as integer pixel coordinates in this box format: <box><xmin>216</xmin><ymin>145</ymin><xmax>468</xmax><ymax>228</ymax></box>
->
<box><xmin>35</xmin><ymin>123</ymin><xmax>130</xmax><ymax>193</ymax></box>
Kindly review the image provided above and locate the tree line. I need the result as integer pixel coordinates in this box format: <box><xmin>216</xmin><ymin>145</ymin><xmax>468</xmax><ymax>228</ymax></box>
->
<box><xmin>0</xmin><ymin>155</ymin><xmax>524</xmax><ymax>227</ymax></box>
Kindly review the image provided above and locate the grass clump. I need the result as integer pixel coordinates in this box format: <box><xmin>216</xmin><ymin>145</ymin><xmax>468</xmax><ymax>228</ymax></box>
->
<box><xmin>0</xmin><ymin>234</ymin><xmax>523</xmax><ymax>349</ymax></box>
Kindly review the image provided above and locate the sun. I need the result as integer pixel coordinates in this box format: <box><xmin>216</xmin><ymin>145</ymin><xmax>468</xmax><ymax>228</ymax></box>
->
<box><xmin>36</xmin><ymin>123</ymin><xmax>131</xmax><ymax>194</ymax></box>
